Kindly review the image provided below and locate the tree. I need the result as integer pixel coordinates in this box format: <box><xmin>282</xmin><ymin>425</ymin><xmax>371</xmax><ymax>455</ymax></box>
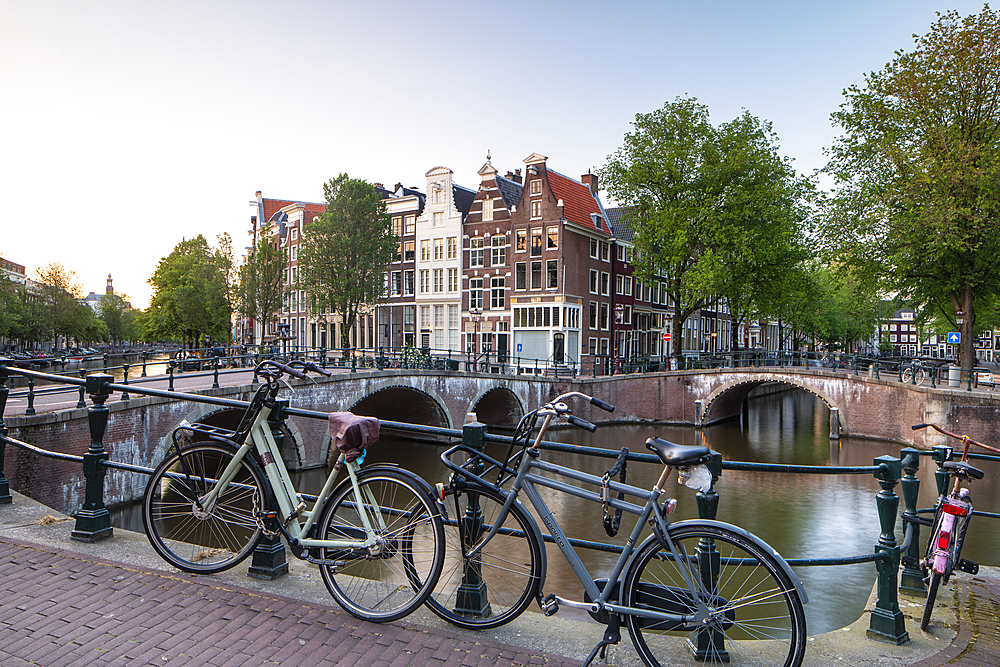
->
<box><xmin>599</xmin><ymin>97</ymin><xmax>809</xmax><ymax>359</ymax></box>
<box><xmin>145</xmin><ymin>235</ymin><xmax>233</xmax><ymax>348</ymax></box>
<box><xmin>298</xmin><ymin>174</ymin><xmax>396</xmax><ymax>348</ymax></box>
<box><xmin>822</xmin><ymin>6</ymin><xmax>1000</xmax><ymax>371</ymax></box>
<box><xmin>99</xmin><ymin>293</ymin><xmax>141</xmax><ymax>345</ymax></box>
<box><xmin>33</xmin><ymin>263</ymin><xmax>98</xmax><ymax>348</ymax></box>
<box><xmin>236</xmin><ymin>223</ymin><xmax>288</xmax><ymax>346</ymax></box>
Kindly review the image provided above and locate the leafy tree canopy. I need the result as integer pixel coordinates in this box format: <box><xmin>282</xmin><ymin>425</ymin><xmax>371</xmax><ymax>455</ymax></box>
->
<box><xmin>236</xmin><ymin>223</ymin><xmax>288</xmax><ymax>346</ymax></box>
<box><xmin>821</xmin><ymin>6</ymin><xmax>1000</xmax><ymax>369</ymax></box>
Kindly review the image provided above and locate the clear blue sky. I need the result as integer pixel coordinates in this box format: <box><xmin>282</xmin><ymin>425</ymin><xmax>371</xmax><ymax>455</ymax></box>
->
<box><xmin>1</xmin><ymin>0</ymin><xmax>989</xmax><ymax>308</ymax></box>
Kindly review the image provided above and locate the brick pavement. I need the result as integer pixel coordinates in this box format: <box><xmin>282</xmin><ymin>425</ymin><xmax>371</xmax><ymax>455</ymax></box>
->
<box><xmin>906</xmin><ymin>574</ymin><xmax>1000</xmax><ymax>667</ymax></box>
<box><xmin>0</xmin><ymin>538</ymin><xmax>581</xmax><ymax>667</ymax></box>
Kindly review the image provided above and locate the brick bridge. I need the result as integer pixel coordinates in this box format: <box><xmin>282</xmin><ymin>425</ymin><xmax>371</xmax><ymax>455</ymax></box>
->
<box><xmin>6</xmin><ymin>368</ymin><xmax>1000</xmax><ymax>516</ymax></box>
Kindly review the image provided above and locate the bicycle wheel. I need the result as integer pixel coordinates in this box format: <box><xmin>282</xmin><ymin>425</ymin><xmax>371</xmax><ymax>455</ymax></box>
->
<box><xmin>425</xmin><ymin>485</ymin><xmax>542</xmax><ymax>629</ymax></box>
<box><xmin>921</xmin><ymin>571</ymin><xmax>941</xmax><ymax>630</ymax></box>
<box><xmin>902</xmin><ymin>368</ymin><xmax>914</xmax><ymax>383</ymax></box>
<box><xmin>318</xmin><ymin>469</ymin><xmax>445</xmax><ymax>622</ymax></box>
<box><xmin>143</xmin><ymin>443</ymin><xmax>268</xmax><ymax>574</ymax></box>
<box><xmin>623</xmin><ymin>524</ymin><xmax>806</xmax><ymax>667</ymax></box>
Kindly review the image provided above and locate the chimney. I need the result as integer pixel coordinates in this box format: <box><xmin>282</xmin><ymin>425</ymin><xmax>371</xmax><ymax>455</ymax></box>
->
<box><xmin>582</xmin><ymin>170</ymin><xmax>598</xmax><ymax>194</ymax></box>
<box><xmin>394</xmin><ymin>182</ymin><xmax>403</xmax><ymax>192</ymax></box>
<box><xmin>512</xmin><ymin>169</ymin><xmax>522</xmax><ymax>184</ymax></box>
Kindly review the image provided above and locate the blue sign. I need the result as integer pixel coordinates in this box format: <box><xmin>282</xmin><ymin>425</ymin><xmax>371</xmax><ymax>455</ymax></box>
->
<box><xmin>516</xmin><ymin>343</ymin><xmax>522</xmax><ymax>353</ymax></box>
<box><xmin>948</xmin><ymin>332</ymin><xmax>961</xmax><ymax>344</ymax></box>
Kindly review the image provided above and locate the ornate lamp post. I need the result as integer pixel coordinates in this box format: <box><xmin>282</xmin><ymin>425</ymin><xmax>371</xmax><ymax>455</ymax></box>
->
<box><xmin>469</xmin><ymin>306</ymin><xmax>482</xmax><ymax>369</ymax></box>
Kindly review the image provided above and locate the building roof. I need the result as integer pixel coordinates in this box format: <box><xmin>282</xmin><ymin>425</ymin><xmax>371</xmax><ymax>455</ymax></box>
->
<box><xmin>547</xmin><ymin>169</ymin><xmax>609</xmax><ymax>235</ymax></box>
<box><xmin>605</xmin><ymin>206</ymin><xmax>636</xmax><ymax>243</ymax></box>
<box><xmin>495</xmin><ymin>174</ymin><xmax>523</xmax><ymax>210</ymax></box>
<box><xmin>453</xmin><ymin>184</ymin><xmax>476</xmax><ymax>217</ymax></box>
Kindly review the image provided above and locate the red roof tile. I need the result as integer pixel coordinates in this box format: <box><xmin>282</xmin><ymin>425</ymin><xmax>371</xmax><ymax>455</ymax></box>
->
<box><xmin>546</xmin><ymin>170</ymin><xmax>607</xmax><ymax>234</ymax></box>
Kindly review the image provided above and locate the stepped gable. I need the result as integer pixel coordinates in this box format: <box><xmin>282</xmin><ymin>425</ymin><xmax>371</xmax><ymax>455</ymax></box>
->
<box><xmin>546</xmin><ymin>169</ymin><xmax>608</xmax><ymax>234</ymax></box>
<box><xmin>496</xmin><ymin>174</ymin><xmax>523</xmax><ymax>209</ymax></box>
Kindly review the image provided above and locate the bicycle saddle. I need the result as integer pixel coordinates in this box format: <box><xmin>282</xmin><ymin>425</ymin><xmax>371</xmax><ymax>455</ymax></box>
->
<box><xmin>943</xmin><ymin>461</ymin><xmax>985</xmax><ymax>480</ymax></box>
<box><xmin>645</xmin><ymin>437</ymin><xmax>712</xmax><ymax>467</ymax></box>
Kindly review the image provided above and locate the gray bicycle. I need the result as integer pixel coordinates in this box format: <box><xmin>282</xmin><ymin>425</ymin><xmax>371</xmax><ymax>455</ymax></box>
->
<box><xmin>426</xmin><ymin>391</ymin><xmax>808</xmax><ymax>667</ymax></box>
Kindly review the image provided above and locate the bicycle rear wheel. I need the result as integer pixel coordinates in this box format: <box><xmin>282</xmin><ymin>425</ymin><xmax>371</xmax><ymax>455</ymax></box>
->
<box><xmin>425</xmin><ymin>484</ymin><xmax>542</xmax><ymax>629</ymax></box>
<box><xmin>143</xmin><ymin>443</ymin><xmax>268</xmax><ymax>574</ymax></box>
<box><xmin>624</xmin><ymin>524</ymin><xmax>806</xmax><ymax>667</ymax></box>
<box><xmin>920</xmin><ymin>571</ymin><xmax>941</xmax><ymax>630</ymax></box>
<box><xmin>318</xmin><ymin>469</ymin><xmax>445</xmax><ymax>622</ymax></box>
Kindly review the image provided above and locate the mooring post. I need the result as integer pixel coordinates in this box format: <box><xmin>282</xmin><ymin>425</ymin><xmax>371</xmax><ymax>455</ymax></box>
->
<box><xmin>0</xmin><ymin>364</ymin><xmax>13</xmax><ymax>504</ymax></box>
<box><xmin>899</xmin><ymin>448</ymin><xmax>925</xmax><ymax>594</ymax></box>
<box><xmin>72</xmin><ymin>373</ymin><xmax>114</xmax><ymax>543</ymax></box>
<box><xmin>829</xmin><ymin>407</ymin><xmax>840</xmax><ymax>439</ymax></box>
<box><xmin>867</xmin><ymin>455</ymin><xmax>909</xmax><ymax>644</ymax></box>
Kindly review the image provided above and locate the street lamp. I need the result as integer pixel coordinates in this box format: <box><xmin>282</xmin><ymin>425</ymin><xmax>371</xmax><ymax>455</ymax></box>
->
<box><xmin>469</xmin><ymin>307</ymin><xmax>482</xmax><ymax>369</ymax></box>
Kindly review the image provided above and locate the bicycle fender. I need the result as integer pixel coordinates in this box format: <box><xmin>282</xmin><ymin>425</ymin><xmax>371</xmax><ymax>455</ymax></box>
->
<box><xmin>648</xmin><ymin>519</ymin><xmax>809</xmax><ymax>604</ymax></box>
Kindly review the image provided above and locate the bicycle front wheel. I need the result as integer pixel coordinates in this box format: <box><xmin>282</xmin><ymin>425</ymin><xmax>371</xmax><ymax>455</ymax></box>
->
<box><xmin>425</xmin><ymin>485</ymin><xmax>542</xmax><ymax>629</ymax></box>
<box><xmin>143</xmin><ymin>444</ymin><xmax>268</xmax><ymax>574</ymax></box>
<box><xmin>318</xmin><ymin>469</ymin><xmax>445</xmax><ymax>622</ymax></box>
<box><xmin>623</xmin><ymin>524</ymin><xmax>806</xmax><ymax>667</ymax></box>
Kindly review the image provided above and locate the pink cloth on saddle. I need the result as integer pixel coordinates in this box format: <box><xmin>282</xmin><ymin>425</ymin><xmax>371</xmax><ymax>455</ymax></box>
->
<box><xmin>328</xmin><ymin>412</ymin><xmax>380</xmax><ymax>462</ymax></box>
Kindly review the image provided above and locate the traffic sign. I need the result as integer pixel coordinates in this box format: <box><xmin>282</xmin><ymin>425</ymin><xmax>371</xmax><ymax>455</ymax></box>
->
<box><xmin>662</xmin><ymin>332</ymin><xmax>672</xmax><ymax>342</ymax></box>
<box><xmin>516</xmin><ymin>343</ymin><xmax>522</xmax><ymax>353</ymax></box>
<box><xmin>948</xmin><ymin>332</ymin><xmax>961</xmax><ymax>344</ymax></box>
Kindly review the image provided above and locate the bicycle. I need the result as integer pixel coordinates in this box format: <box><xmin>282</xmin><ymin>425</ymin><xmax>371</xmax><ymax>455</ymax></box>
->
<box><xmin>426</xmin><ymin>391</ymin><xmax>808</xmax><ymax>667</ymax></box>
<box><xmin>906</xmin><ymin>423</ymin><xmax>1000</xmax><ymax>630</ymax></box>
<box><xmin>141</xmin><ymin>359</ymin><xmax>445</xmax><ymax>622</ymax></box>
<box><xmin>901</xmin><ymin>364</ymin><xmax>926</xmax><ymax>386</ymax></box>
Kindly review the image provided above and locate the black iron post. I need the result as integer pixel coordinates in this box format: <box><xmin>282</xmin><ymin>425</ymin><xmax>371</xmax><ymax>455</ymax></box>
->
<box><xmin>212</xmin><ymin>358</ymin><xmax>220</xmax><ymax>389</ymax></box>
<box><xmin>867</xmin><ymin>455</ymin><xmax>909</xmax><ymax>644</ymax></box>
<box><xmin>140</xmin><ymin>352</ymin><xmax>148</xmax><ymax>377</ymax></box>
<box><xmin>693</xmin><ymin>451</ymin><xmax>727</xmax><ymax>661</ymax></box>
<box><xmin>25</xmin><ymin>378</ymin><xmax>35</xmax><ymax>415</ymax></box>
<box><xmin>121</xmin><ymin>364</ymin><xmax>130</xmax><ymax>401</ymax></box>
<box><xmin>899</xmin><ymin>448</ymin><xmax>925</xmax><ymax>594</ymax></box>
<box><xmin>248</xmin><ymin>401</ymin><xmax>289</xmax><ymax>579</ymax></box>
<box><xmin>931</xmin><ymin>445</ymin><xmax>953</xmax><ymax>497</ymax></box>
<box><xmin>0</xmin><ymin>365</ymin><xmax>13</xmax><ymax>504</ymax></box>
<box><xmin>72</xmin><ymin>373</ymin><xmax>114</xmax><ymax>543</ymax></box>
<box><xmin>77</xmin><ymin>369</ymin><xmax>87</xmax><ymax>408</ymax></box>
<box><xmin>167</xmin><ymin>361</ymin><xmax>176</xmax><ymax>391</ymax></box>
<box><xmin>453</xmin><ymin>420</ymin><xmax>491</xmax><ymax>618</ymax></box>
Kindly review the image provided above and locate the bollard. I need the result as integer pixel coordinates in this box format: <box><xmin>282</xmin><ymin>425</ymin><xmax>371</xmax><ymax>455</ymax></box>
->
<box><xmin>121</xmin><ymin>364</ymin><xmax>130</xmax><ymax>401</ymax></box>
<box><xmin>167</xmin><ymin>361</ymin><xmax>176</xmax><ymax>391</ymax></box>
<box><xmin>0</xmin><ymin>366</ymin><xmax>13</xmax><ymax>504</ymax></box>
<box><xmin>867</xmin><ymin>455</ymin><xmax>909</xmax><ymax>644</ymax></box>
<box><xmin>72</xmin><ymin>374</ymin><xmax>114</xmax><ymax>543</ymax></box>
<box><xmin>899</xmin><ymin>448</ymin><xmax>925</xmax><ymax>594</ymax></box>
<box><xmin>212</xmin><ymin>358</ymin><xmax>220</xmax><ymax>389</ymax></box>
<box><xmin>77</xmin><ymin>369</ymin><xmax>87</xmax><ymax>408</ymax></box>
<box><xmin>25</xmin><ymin>378</ymin><xmax>36</xmax><ymax>415</ymax></box>
<box><xmin>453</xmin><ymin>420</ymin><xmax>492</xmax><ymax>617</ymax></box>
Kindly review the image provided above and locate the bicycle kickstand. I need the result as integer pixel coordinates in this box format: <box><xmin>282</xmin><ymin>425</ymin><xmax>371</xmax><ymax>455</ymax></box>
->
<box><xmin>582</xmin><ymin>616</ymin><xmax>621</xmax><ymax>667</ymax></box>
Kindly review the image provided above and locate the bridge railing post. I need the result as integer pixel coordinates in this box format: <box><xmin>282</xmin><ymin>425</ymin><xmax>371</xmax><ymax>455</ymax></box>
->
<box><xmin>72</xmin><ymin>373</ymin><xmax>114</xmax><ymax>543</ymax></box>
<box><xmin>867</xmin><ymin>455</ymin><xmax>909</xmax><ymax>645</ymax></box>
<box><xmin>0</xmin><ymin>365</ymin><xmax>12</xmax><ymax>504</ymax></box>
<box><xmin>899</xmin><ymin>448</ymin><xmax>925</xmax><ymax>594</ymax></box>
<box><xmin>692</xmin><ymin>451</ymin><xmax>726</xmax><ymax>659</ymax></box>
<box><xmin>453</xmin><ymin>419</ymin><xmax>492</xmax><ymax>617</ymax></box>
<box><xmin>121</xmin><ymin>364</ymin><xmax>131</xmax><ymax>401</ymax></box>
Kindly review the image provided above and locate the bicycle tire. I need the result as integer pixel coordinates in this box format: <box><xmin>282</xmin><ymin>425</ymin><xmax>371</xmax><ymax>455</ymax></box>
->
<box><xmin>143</xmin><ymin>443</ymin><xmax>268</xmax><ymax>574</ymax></box>
<box><xmin>623</xmin><ymin>524</ymin><xmax>806</xmax><ymax>667</ymax></box>
<box><xmin>921</xmin><ymin>571</ymin><xmax>941</xmax><ymax>631</ymax></box>
<box><xmin>318</xmin><ymin>469</ymin><xmax>445</xmax><ymax>623</ymax></box>
<box><xmin>424</xmin><ymin>484</ymin><xmax>542</xmax><ymax>629</ymax></box>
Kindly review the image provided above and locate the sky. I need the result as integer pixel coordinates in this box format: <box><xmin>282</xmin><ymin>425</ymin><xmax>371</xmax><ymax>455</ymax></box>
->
<box><xmin>1</xmin><ymin>0</ymin><xmax>991</xmax><ymax>309</ymax></box>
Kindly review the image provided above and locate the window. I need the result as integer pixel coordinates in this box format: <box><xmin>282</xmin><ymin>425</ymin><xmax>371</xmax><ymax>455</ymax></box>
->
<box><xmin>600</xmin><ymin>339</ymin><xmax>609</xmax><ymax>355</ymax></box>
<box><xmin>433</xmin><ymin>211</ymin><xmax>443</xmax><ymax>227</ymax></box>
<box><xmin>600</xmin><ymin>303</ymin><xmax>609</xmax><ymax>330</ymax></box>
<box><xmin>448</xmin><ymin>268</ymin><xmax>458</xmax><ymax>292</ymax></box>
<box><xmin>590</xmin><ymin>238</ymin><xmax>599</xmax><ymax>258</ymax></box>
<box><xmin>616</xmin><ymin>275</ymin><xmax>624</xmax><ymax>295</ymax></box>
<box><xmin>470</xmin><ymin>237</ymin><xmax>484</xmax><ymax>267</ymax></box>
<box><xmin>601</xmin><ymin>242</ymin><xmax>610</xmax><ymax>262</ymax></box>
<box><xmin>617</xmin><ymin>244</ymin><xmax>626</xmax><ymax>261</ymax></box>
<box><xmin>290</xmin><ymin>227</ymin><xmax>298</xmax><ymax>242</ymax></box>
<box><xmin>433</xmin><ymin>268</ymin><xmax>444</xmax><ymax>293</ymax></box>
<box><xmin>449</xmin><ymin>305</ymin><xmax>459</xmax><ymax>349</ymax></box>
<box><xmin>291</xmin><ymin>267</ymin><xmax>297</xmax><ymax>284</ymax></box>
<box><xmin>491</xmin><ymin>277</ymin><xmax>505</xmax><ymax>309</ymax></box>
<box><xmin>590</xmin><ymin>269</ymin><xmax>598</xmax><ymax>294</ymax></box>
<box><xmin>447</xmin><ymin>237</ymin><xmax>457</xmax><ymax>259</ymax></box>
<box><xmin>601</xmin><ymin>272</ymin><xmax>610</xmax><ymax>296</ymax></box>
<box><xmin>404</xmin><ymin>215</ymin><xmax>415</xmax><ymax>234</ymax></box>
<box><xmin>420</xmin><ymin>240</ymin><xmax>431</xmax><ymax>261</ymax></box>
<box><xmin>482</xmin><ymin>197</ymin><xmax>493</xmax><ymax>221</ymax></box>
<box><xmin>290</xmin><ymin>246</ymin><xmax>297</xmax><ymax>261</ymax></box>
<box><xmin>392</xmin><ymin>216</ymin><xmax>402</xmax><ymax>236</ymax></box>
<box><xmin>589</xmin><ymin>302</ymin><xmax>598</xmax><ymax>329</ymax></box>
<box><xmin>404</xmin><ymin>241</ymin><xmax>415</xmax><ymax>262</ymax></box>
<box><xmin>390</xmin><ymin>271</ymin><xmax>401</xmax><ymax>297</ymax></box>
<box><xmin>515</xmin><ymin>262</ymin><xmax>526</xmax><ymax>290</ymax></box>
<box><xmin>622</xmin><ymin>305</ymin><xmax>632</xmax><ymax>325</ymax></box>
<box><xmin>491</xmin><ymin>235</ymin><xmax>506</xmax><ymax>266</ymax></box>
<box><xmin>547</xmin><ymin>227</ymin><xmax>558</xmax><ymax>249</ymax></box>
<box><xmin>419</xmin><ymin>269</ymin><xmax>429</xmax><ymax>294</ymax></box>
<box><xmin>547</xmin><ymin>260</ymin><xmax>558</xmax><ymax>289</ymax></box>
<box><xmin>404</xmin><ymin>270</ymin><xmax>414</xmax><ymax>295</ymax></box>
<box><xmin>589</xmin><ymin>337</ymin><xmax>597</xmax><ymax>354</ymax></box>
<box><xmin>470</xmin><ymin>278</ymin><xmax>483</xmax><ymax>310</ymax></box>
<box><xmin>515</xmin><ymin>229</ymin><xmax>527</xmax><ymax>252</ymax></box>
<box><xmin>434</xmin><ymin>238</ymin><xmax>444</xmax><ymax>260</ymax></box>
<box><xmin>530</xmin><ymin>179</ymin><xmax>542</xmax><ymax>195</ymax></box>
<box><xmin>530</xmin><ymin>261</ymin><xmax>542</xmax><ymax>290</ymax></box>
<box><xmin>530</xmin><ymin>228</ymin><xmax>542</xmax><ymax>256</ymax></box>
<box><xmin>530</xmin><ymin>200</ymin><xmax>542</xmax><ymax>218</ymax></box>
<box><xmin>624</xmin><ymin>276</ymin><xmax>632</xmax><ymax>296</ymax></box>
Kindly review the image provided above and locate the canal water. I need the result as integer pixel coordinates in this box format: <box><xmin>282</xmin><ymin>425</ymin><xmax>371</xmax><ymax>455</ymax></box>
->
<box><xmin>113</xmin><ymin>389</ymin><xmax>1000</xmax><ymax>635</ymax></box>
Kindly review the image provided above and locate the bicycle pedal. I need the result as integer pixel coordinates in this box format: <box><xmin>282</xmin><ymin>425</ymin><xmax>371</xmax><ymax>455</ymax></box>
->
<box><xmin>541</xmin><ymin>594</ymin><xmax>559</xmax><ymax>617</ymax></box>
<box><xmin>958</xmin><ymin>559</ymin><xmax>979</xmax><ymax>574</ymax></box>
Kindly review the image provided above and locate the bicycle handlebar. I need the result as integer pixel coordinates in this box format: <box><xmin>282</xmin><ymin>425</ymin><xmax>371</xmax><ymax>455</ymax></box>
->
<box><xmin>911</xmin><ymin>422</ymin><xmax>1000</xmax><ymax>455</ymax></box>
<box><xmin>567</xmin><ymin>415</ymin><xmax>597</xmax><ymax>432</ymax></box>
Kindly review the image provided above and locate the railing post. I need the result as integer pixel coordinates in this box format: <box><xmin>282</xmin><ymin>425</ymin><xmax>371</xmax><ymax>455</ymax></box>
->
<box><xmin>899</xmin><ymin>448</ymin><xmax>925</xmax><ymax>594</ymax></box>
<box><xmin>351</xmin><ymin>348</ymin><xmax>357</xmax><ymax>373</ymax></box>
<box><xmin>77</xmin><ymin>369</ymin><xmax>87</xmax><ymax>408</ymax></box>
<box><xmin>167</xmin><ymin>361</ymin><xmax>176</xmax><ymax>391</ymax></box>
<box><xmin>0</xmin><ymin>366</ymin><xmax>13</xmax><ymax>504</ymax></box>
<box><xmin>72</xmin><ymin>373</ymin><xmax>114</xmax><ymax>543</ymax></box>
<box><xmin>931</xmin><ymin>445</ymin><xmax>953</xmax><ymax>497</ymax></box>
<box><xmin>25</xmin><ymin>378</ymin><xmax>36</xmax><ymax>416</ymax></box>
<box><xmin>693</xmin><ymin>451</ymin><xmax>726</xmax><ymax>661</ymax></box>
<box><xmin>252</xmin><ymin>354</ymin><xmax>260</xmax><ymax>386</ymax></box>
<box><xmin>121</xmin><ymin>364</ymin><xmax>130</xmax><ymax>401</ymax></box>
<box><xmin>248</xmin><ymin>403</ymin><xmax>289</xmax><ymax>580</ymax></box>
<box><xmin>320</xmin><ymin>347</ymin><xmax>327</xmax><ymax>370</ymax></box>
<box><xmin>212</xmin><ymin>358</ymin><xmax>220</xmax><ymax>389</ymax></box>
<box><xmin>867</xmin><ymin>455</ymin><xmax>909</xmax><ymax>644</ymax></box>
<box><xmin>453</xmin><ymin>419</ymin><xmax>491</xmax><ymax>617</ymax></box>
<box><xmin>140</xmin><ymin>352</ymin><xmax>148</xmax><ymax>377</ymax></box>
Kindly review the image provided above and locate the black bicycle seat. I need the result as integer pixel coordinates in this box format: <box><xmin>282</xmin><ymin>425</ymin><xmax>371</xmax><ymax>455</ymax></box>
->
<box><xmin>645</xmin><ymin>437</ymin><xmax>712</xmax><ymax>467</ymax></box>
<box><xmin>943</xmin><ymin>461</ymin><xmax>985</xmax><ymax>480</ymax></box>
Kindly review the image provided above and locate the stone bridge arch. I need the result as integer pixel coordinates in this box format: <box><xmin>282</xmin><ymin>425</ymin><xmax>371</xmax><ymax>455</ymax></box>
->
<box><xmin>699</xmin><ymin>372</ymin><xmax>842</xmax><ymax>438</ymax></box>
<box><xmin>345</xmin><ymin>381</ymin><xmax>452</xmax><ymax>429</ymax></box>
<box><xmin>468</xmin><ymin>386</ymin><xmax>525</xmax><ymax>429</ymax></box>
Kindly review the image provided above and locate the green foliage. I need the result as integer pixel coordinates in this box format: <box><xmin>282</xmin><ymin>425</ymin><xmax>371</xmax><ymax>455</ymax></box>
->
<box><xmin>298</xmin><ymin>174</ymin><xmax>396</xmax><ymax>348</ymax></box>
<box><xmin>822</xmin><ymin>6</ymin><xmax>1000</xmax><ymax>369</ymax></box>
<box><xmin>99</xmin><ymin>292</ymin><xmax>142</xmax><ymax>344</ymax></box>
<box><xmin>599</xmin><ymin>97</ymin><xmax>810</xmax><ymax>355</ymax></box>
<box><xmin>236</xmin><ymin>224</ymin><xmax>288</xmax><ymax>345</ymax></box>
<box><xmin>145</xmin><ymin>235</ymin><xmax>233</xmax><ymax>347</ymax></box>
